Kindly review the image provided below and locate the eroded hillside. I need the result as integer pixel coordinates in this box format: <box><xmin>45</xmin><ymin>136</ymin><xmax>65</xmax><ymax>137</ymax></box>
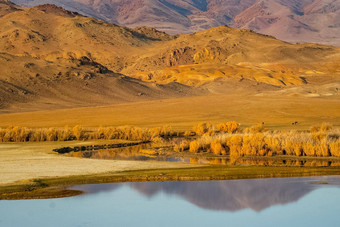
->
<box><xmin>0</xmin><ymin>1</ymin><xmax>340</xmax><ymax>111</ymax></box>
<box><xmin>0</xmin><ymin>2</ymin><xmax>201</xmax><ymax>111</ymax></box>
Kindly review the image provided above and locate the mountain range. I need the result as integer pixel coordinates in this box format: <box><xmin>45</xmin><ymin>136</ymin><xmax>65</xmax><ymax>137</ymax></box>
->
<box><xmin>0</xmin><ymin>0</ymin><xmax>339</xmax><ymax>112</ymax></box>
<box><xmin>11</xmin><ymin>0</ymin><xmax>340</xmax><ymax>46</ymax></box>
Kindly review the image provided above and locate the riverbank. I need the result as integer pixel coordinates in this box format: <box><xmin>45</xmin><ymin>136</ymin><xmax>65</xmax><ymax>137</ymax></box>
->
<box><xmin>1</xmin><ymin>164</ymin><xmax>340</xmax><ymax>200</ymax></box>
<box><xmin>0</xmin><ymin>141</ymin><xmax>195</xmax><ymax>185</ymax></box>
<box><xmin>1</xmin><ymin>141</ymin><xmax>340</xmax><ymax>200</ymax></box>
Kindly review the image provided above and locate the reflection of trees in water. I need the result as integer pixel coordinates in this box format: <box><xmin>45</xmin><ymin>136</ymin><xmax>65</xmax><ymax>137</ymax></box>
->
<box><xmin>128</xmin><ymin>177</ymin><xmax>340</xmax><ymax>212</ymax></box>
<box><xmin>67</xmin><ymin>144</ymin><xmax>150</xmax><ymax>160</ymax></box>
<box><xmin>232</xmin><ymin>158</ymin><xmax>340</xmax><ymax>167</ymax></box>
<box><xmin>189</xmin><ymin>157</ymin><xmax>340</xmax><ymax>167</ymax></box>
<box><xmin>67</xmin><ymin>145</ymin><xmax>340</xmax><ymax>167</ymax></box>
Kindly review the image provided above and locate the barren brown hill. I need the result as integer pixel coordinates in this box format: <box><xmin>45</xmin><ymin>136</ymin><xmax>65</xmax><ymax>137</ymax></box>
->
<box><xmin>0</xmin><ymin>2</ymin><xmax>201</xmax><ymax>111</ymax></box>
<box><xmin>11</xmin><ymin>0</ymin><xmax>340</xmax><ymax>46</ymax></box>
<box><xmin>0</xmin><ymin>1</ymin><xmax>340</xmax><ymax>112</ymax></box>
<box><xmin>120</xmin><ymin>26</ymin><xmax>340</xmax><ymax>87</ymax></box>
<box><xmin>0</xmin><ymin>0</ymin><xmax>20</xmax><ymax>17</ymax></box>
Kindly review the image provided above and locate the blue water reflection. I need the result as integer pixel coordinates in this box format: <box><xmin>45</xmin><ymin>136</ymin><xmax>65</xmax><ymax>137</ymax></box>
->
<box><xmin>0</xmin><ymin>176</ymin><xmax>339</xmax><ymax>227</ymax></box>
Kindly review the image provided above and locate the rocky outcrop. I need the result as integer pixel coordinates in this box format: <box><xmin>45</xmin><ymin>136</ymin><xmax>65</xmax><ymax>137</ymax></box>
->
<box><xmin>34</xmin><ymin>4</ymin><xmax>79</xmax><ymax>17</ymax></box>
<box><xmin>166</xmin><ymin>47</ymin><xmax>195</xmax><ymax>66</ymax></box>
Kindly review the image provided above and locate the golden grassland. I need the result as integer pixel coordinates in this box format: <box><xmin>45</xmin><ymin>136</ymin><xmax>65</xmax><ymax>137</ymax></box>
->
<box><xmin>0</xmin><ymin>120</ymin><xmax>340</xmax><ymax>199</ymax></box>
<box><xmin>0</xmin><ymin>120</ymin><xmax>339</xmax><ymax>181</ymax></box>
<box><xmin>0</xmin><ymin>125</ymin><xmax>174</xmax><ymax>142</ymax></box>
<box><xmin>0</xmin><ymin>93</ymin><xmax>339</xmax><ymax>199</ymax></box>
<box><xmin>181</xmin><ymin>123</ymin><xmax>340</xmax><ymax>158</ymax></box>
<box><xmin>1</xmin><ymin>120</ymin><xmax>339</xmax><ymax>158</ymax></box>
<box><xmin>1</xmin><ymin>112</ymin><xmax>339</xmax><ymax>156</ymax></box>
<box><xmin>1</xmin><ymin>94</ymin><xmax>339</xmax><ymax>130</ymax></box>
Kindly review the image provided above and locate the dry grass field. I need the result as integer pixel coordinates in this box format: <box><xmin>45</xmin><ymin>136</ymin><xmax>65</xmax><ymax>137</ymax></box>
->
<box><xmin>0</xmin><ymin>93</ymin><xmax>339</xmax><ymax>130</ymax></box>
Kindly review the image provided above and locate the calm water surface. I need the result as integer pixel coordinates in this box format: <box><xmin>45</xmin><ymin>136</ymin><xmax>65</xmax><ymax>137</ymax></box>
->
<box><xmin>66</xmin><ymin>145</ymin><xmax>340</xmax><ymax>167</ymax></box>
<box><xmin>1</xmin><ymin>176</ymin><xmax>340</xmax><ymax>227</ymax></box>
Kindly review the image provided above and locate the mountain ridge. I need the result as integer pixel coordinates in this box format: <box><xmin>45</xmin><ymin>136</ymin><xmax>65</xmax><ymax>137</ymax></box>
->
<box><xmin>0</xmin><ymin>1</ymin><xmax>339</xmax><ymax>111</ymax></box>
<box><xmin>10</xmin><ymin>0</ymin><xmax>340</xmax><ymax>46</ymax></box>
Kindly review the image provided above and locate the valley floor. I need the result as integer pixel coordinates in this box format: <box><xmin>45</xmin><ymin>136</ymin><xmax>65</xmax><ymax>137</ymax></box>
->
<box><xmin>0</xmin><ymin>90</ymin><xmax>339</xmax><ymax>199</ymax></box>
<box><xmin>0</xmin><ymin>93</ymin><xmax>339</xmax><ymax>130</ymax></box>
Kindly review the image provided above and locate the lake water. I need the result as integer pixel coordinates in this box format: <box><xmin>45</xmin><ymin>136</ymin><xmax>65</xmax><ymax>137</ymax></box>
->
<box><xmin>1</xmin><ymin>176</ymin><xmax>340</xmax><ymax>227</ymax></box>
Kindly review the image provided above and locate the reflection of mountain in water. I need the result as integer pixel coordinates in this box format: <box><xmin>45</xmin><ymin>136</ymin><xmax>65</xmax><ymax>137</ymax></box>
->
<box><xmin>72</xmin><ymin>176</ymin><xmax>340</xmax><ymax>212</ymax></box>
<box><xmin>72</xmin><ymin>183</ymin><xmax>122</xmax><ymax>194</ymax></box>
<box><xmin>128</xmin><ymin>177</ymin><xmax>340</xmax><ymax>212</ymax></box>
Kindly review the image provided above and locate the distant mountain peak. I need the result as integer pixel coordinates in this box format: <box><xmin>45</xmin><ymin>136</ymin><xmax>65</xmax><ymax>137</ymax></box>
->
<box><xmin>33</xmin><ymin>3</ymin><xmax>79</xmax><ymax>17</ymax></box>
<box><xmin>9</xmin><ymin>0</ymin><xmax>340</xmax><ymax>46</ymax></box>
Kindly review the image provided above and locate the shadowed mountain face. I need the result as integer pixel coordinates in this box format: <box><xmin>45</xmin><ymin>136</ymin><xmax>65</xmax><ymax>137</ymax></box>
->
<box><xmin>72</xmin><ymin>176</ymin><xmax>340</xmax><ymax>212</ymax></box>
<box><xmin>0</xmin><ymin>1</ymin><xmax>202</xmax><ymax>111</ymax></box>
<box><xmin>11</xmin><ymin>0</ymin><xmax>340</xmax><ymax>46</ymax></box>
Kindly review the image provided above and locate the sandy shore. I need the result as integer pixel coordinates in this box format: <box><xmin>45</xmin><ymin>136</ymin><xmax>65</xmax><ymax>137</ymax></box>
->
<box><xmin>0</xmin><ymin>141</ymin><xmax>192</xmax><ymax>185</ymax></box>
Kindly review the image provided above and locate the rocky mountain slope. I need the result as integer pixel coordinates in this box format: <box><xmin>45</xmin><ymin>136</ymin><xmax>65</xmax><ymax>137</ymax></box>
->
<box><xmin>0</xmin><ymin>1</ymin><xmax>339</xmax><ymax>111</ymax></box>
<box><xmin>11</xmin><ymin>0</ymin><xmax>340</xmax><ymax>46</ymax></box>
<box><xmin>0</xmin><ymin>1</ymin><xmax>200</xmax><ymax>111</ymax></box>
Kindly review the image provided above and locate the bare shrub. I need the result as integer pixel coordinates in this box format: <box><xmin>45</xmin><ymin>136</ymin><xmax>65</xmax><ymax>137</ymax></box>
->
<box><xmin>1</xmin><ymin>122</ymin><xmax>339</xmax><ymax>160</ymax></box>
<box><xmin>241</xmin><ymin>133</ymin><xmax>266</xmax><ymax>156</ymax></box>
<box><xmin>193</xmin><ymin>122</ymin><xmax>214</xmax><ymax>136</ymax></box>
<box><xmin>184</xmin><ymin>130</ymin><xmax>194</xmax><ymax>137</ymax></box>
<box><xmin>226</xmin><ymin>135</ymin><xmax>243</xmax><ymax>158</ymax></box>
<box><xmin>151</xmin><ymin>136</ymin><xmax>168</xmax><ymax>147</ymax></box>
<box><xmin>189</xmin><ymin>140</ymin><xmax>200</xmax><ymax>153</ymax></box>
<box><xmin>58</xmin><ymin>126</ymin><xmax>73</xmax><ymax>141</ymax></box>
<box><xmin>315</xmin><ymin>141</ymin><xmax>329</xmax><ymax>157</ymax></box>
<box><xmin>216</xmin><ymin>121</ymin><xmax>240</xmax><ymax>133</ymax></box>
<box><xmin>330</xmin><ymin>141</ymin><xmax>340</xmax><ymax>157</ymax></box>
<box><xmin>179</xmin><ymin>140</ymin><xmax>190</xmax><ymax>152</ymax></box>
<box><xmin>182</xmin><ymin>126</ymin><xmax>339</xmax><ymax>158</ymax></box>
<box><xmin>210</xmin><ymin>139</ymin><xmax>225</xmax><ymax>155</ymax></box>
<box><xmin>311</xmin><ymin>123</ymin><xmax>332</xmax><ymax>142</ymax></box>
<box><xmin>160</xmin><ymin>125</ymin><xmax>173</xmax><ymax>137</ymax></box>
<box><xmin>245</xmin><ymin>123</ymin><xmax>265</xmax><ymax>134</ymax></box>
<box><xmin>264</xmin><ymin>136</ymin><xmax>282</xmax><ymax>155</ymax></box>
<box><xmin>320</xmin><ymin>123</ymin><xmax>332</xmax><ymax>132</ymax></box>
<box><xmin>303</xmin><ymin>142</ymin><xmax>316</xmax><ymax>156</ymax></box>
<box><xmin>0</xmin><ymin>125</ymin><xmax>155</xmax><ymax>142</ymax></box>
<box><xmin>293</xmin><ymin>142</ymin><xmax>303</xmax><ymax>156</ymax></box>
<box><xmin>72</xmin><ymin>125</ymin><xmax>84</xmax><ymax>140</ymax></box>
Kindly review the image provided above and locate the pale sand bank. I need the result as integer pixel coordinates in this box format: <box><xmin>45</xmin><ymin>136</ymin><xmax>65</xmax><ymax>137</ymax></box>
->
<box><xmin>0</xmin><ymin>141</ymin><xmax>191</xmax><ymax>185</ymax></box>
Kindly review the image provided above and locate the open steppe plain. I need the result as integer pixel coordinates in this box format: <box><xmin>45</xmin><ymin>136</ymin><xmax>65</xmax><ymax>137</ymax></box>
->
<box><xmin>1</xmin><ymin>88</ymin><xmax>339</xmax><ymax>130</ymax></box>
<box><xmin>1</xmin><ymin>86</ymin><xmax>340</xmax><ymax>199</ymax></box>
